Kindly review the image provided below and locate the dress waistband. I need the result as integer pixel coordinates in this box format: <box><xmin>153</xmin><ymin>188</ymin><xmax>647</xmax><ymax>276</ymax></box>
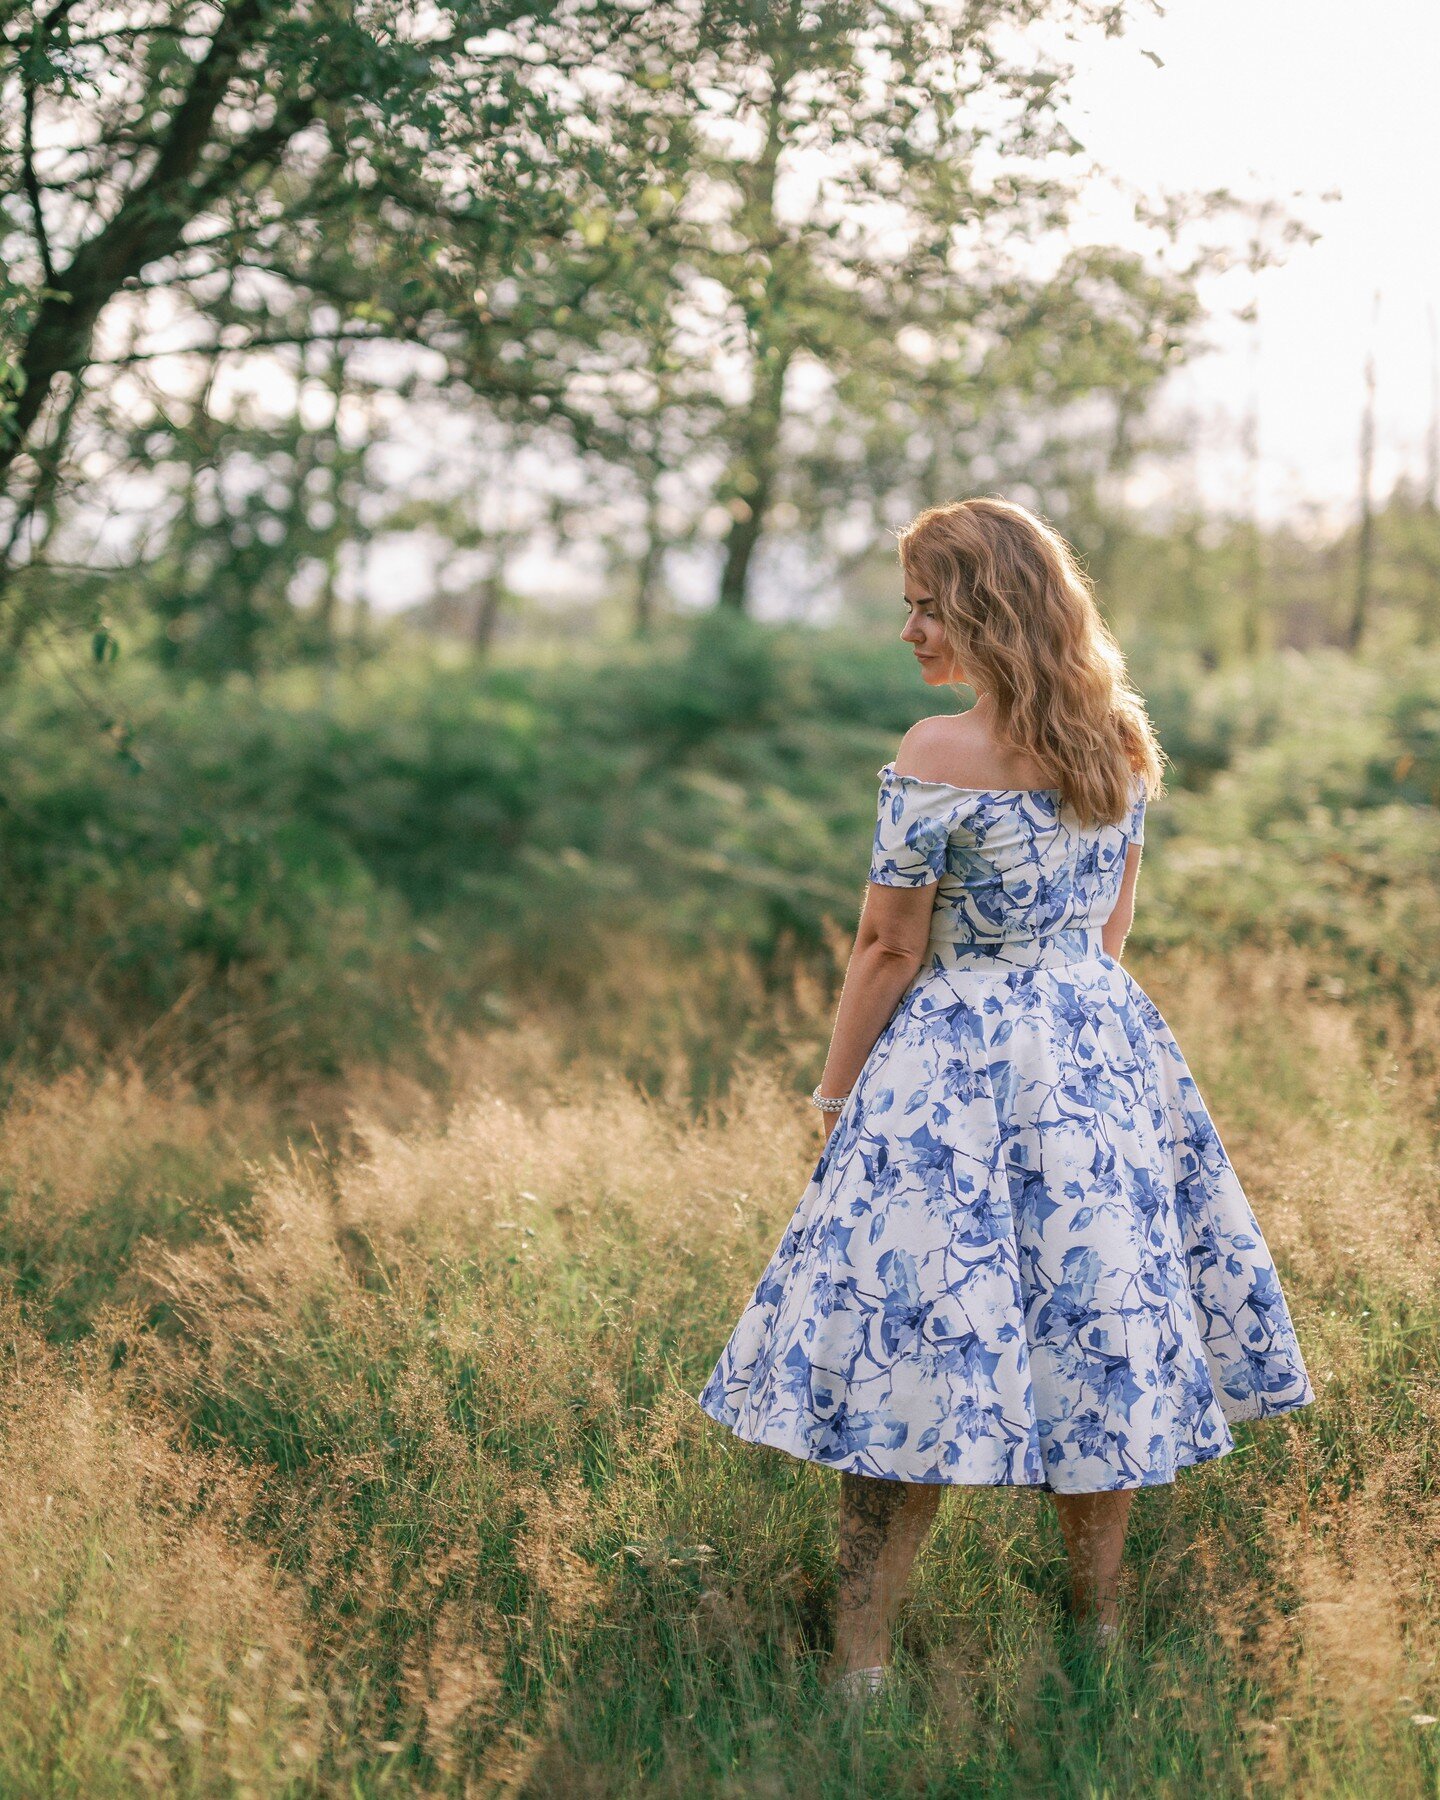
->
<box><xmin>924</xmin><ymin>926</ymin><xmax>1107</xmax><ymax>973</ymax></box>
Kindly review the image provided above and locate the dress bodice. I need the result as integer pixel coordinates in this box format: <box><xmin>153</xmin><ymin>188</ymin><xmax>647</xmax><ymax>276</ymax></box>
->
<box><xmin>868</xmin><ymin>762</ymin><xmax>1146</xmax><ymax>949</ymax></box>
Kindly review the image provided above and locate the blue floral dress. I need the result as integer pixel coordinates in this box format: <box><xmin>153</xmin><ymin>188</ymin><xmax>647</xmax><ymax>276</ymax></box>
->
<box><xmin>697</xmin><ymin>763</ymin><xmax>1314</xmax><ymax>1493</ymax></box>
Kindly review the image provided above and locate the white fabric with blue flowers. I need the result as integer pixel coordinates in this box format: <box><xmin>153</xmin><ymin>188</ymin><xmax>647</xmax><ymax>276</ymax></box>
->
<box><xmin>697</xmin><ymin>763</ymin><xmax>1313</xmax><ymax>1492</ymax></box>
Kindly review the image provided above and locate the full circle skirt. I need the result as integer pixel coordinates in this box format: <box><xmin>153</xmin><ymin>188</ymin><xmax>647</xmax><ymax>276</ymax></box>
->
<box><xmin>696</xmin><ymin>927</ymin><xmax>1314</xmax><ymax>1494</ymax></box>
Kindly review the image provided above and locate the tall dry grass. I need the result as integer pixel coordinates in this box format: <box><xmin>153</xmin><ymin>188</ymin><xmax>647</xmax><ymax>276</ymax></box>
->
<box><xmin>0</xmin><ymin>940</ymin><xmax>1435</xmax><ymax>1794</ymax></box>
<box><xmin>0</xmin><ymin>1296</ymin><xmax>323</xmax><ymax>1795</ymax></box>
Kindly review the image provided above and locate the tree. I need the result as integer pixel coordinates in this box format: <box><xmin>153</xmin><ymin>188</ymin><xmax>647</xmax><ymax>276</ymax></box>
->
<box><xmin>106</xmin><ymin>343</ymin><xmax>373</xmax><ymax>676</ymax></box>
<box><xmin>624</xmin><ymin>0</ymin><xmax>1199</xmax><ymax>614</ymax></box>
<box><xmin>1348</xmin><ymin>314</ymin><xmax>1379</xmax><ymax>653</ymax></box>
<box><xmin>0</xmin><ymin>0</ymin><xmax>692</xmax><ymax>651</ymax></box>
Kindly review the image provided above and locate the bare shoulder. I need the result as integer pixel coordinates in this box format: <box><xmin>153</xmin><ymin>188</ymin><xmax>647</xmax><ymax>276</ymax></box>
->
<box><xmin>892</xmin><ymin>714</ymin><xmax>1050</xmax><ymax>789</ymax></box>
<box><xmin>892</xmin><ymin>715</ymin><xmax>972</xmax><ymax>769</ymax></box>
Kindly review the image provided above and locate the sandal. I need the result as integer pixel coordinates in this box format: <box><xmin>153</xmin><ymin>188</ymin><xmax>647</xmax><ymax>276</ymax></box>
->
<box><xmin>828</xmin><ymin>1665</ymin><xmax>888</xmax><ymax>1703</ymax></box>
<box><xmin>1075</xmin><ymin>1615</ymin><xmax>1122</xmax><ymax>1654</ymax></box>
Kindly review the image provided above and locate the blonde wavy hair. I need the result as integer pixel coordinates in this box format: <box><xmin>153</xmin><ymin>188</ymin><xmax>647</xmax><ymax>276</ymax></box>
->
<box><xmin>896</xmin><ymin>497</ymin><xmax>1166</xmax><ymax>827</ymax></box>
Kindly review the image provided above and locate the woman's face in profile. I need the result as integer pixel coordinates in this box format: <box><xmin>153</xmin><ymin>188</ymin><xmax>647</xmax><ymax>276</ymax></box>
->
<box><xmin>900</xmin><ymin>578</ymin><xmax>961</xmax><ymax>687</ymax></box>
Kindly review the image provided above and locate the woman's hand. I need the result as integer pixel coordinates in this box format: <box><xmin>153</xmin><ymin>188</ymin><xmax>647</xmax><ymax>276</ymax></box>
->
<box><xmin>816</xmin><ymin>1106</ymin><xmax>847</xmax><ymax>1152</ymax></box>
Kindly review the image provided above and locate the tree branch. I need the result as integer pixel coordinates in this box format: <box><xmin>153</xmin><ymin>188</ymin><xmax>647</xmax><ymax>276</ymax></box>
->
<box><xmin>1</xmin><ymin>0</ymin><xmax>288</xmax><ymax>482</ymax></box>
<box><xmin>21</xmin><ymin>67</ymin><xmax>55</xmax><ymax>286</ymax></box>
<box><xmin>16</xmin><ymin>0</ymin><xmax>81</xmax><ymax>287</ymax></box>
<box><xmin>87</xmin><ymin>328</ymin><xmax>390</xmax><ymax>367</ymax></box>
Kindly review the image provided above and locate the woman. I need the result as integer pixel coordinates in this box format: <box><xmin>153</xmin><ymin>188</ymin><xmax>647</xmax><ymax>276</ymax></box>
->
<box><xmin>696</xmin><ymin>497</ymin><xmax>1313</xmax><ymax>1697</ymax></box>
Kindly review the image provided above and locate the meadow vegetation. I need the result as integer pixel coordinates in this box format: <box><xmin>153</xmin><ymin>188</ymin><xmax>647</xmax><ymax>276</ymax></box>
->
<box><xmin>1</xmin><ymin>621</ymin><xmax>1438</xmax><ymax>1794</ymax></box>
<box><xmin>6</xmin><ymin>0</ymin><xmax>1440</xmax><ymax>1786</ymax></box>
<box><xmin>7</xmin><ymin>610</ymin><xmax>1440</xmax><ymax>1093</ymax></box>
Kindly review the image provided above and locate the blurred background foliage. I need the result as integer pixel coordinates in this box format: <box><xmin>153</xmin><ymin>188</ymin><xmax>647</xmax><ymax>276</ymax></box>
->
<box><xmin>0</xmin><ymin>0</ymin><xmax>1437</xmax><ymax>1108</ymax></box>
<box><xmin>4</xmin><ymin>610</ymin><xmax>1438</xmax><ymax>1107</ymax></box>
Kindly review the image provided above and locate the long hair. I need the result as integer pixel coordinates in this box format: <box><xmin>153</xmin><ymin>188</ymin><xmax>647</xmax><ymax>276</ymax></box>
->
<box><xmin>896</xmin><ymin>497</ymin><xmax>1166</xmax><ymax>827</ymax></box>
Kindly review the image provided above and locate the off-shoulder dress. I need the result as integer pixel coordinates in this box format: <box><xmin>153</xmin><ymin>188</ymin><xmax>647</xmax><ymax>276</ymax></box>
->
<box><xmin>696</xmin><ymin>764</ymin><xmax>1313</xmax><ymax>1492</ymax></box>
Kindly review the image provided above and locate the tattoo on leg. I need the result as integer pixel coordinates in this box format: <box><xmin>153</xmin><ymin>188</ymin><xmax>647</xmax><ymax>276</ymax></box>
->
<box><xmin>832</xmin><ymin>1475</ymin><xmax>943</xmax><ymax>1676</ymax></box>
<box><xmin>838</xmin><ymin>1473</ymin><xmax>912</xmax><ymax>1606</ymax></box>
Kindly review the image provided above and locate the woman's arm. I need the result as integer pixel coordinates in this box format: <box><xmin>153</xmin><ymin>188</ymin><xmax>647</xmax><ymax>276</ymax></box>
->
<box><xmin>1101</xmin><ymin>842</ymin><xmax>1142</xmax><ymax>961</ymax></box>
<box><xmin>817</xmin><ymin>880</ymin><xmax>938</xmax><ymax>1123</ymax></box>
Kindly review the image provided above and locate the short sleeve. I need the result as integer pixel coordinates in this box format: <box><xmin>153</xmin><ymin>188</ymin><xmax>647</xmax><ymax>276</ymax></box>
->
<box><xmin>1123</xmin><ymin>778</ymin><xmax>1146</xmax><ymax>847</ymax></box>
<box><xmin>869</xmin><ymin>765</ymin><xmax>949</xmax><ymax>887</ymax></box>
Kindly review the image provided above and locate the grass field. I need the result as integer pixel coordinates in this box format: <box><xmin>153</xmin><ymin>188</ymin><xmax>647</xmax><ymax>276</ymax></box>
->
<box><xmin>2</xmin><ymin>922</ymin><xmax>1438</xmax><ymax>1797</ymax></box>
<box><xmin>3</xmin><ymin>630</ymin><xmax>1439</xmax><ymax>1794</ymax></box>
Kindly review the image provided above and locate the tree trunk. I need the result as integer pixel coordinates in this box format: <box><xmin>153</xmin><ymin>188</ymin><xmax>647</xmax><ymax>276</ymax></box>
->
<box><xmin>1348</xmin><ymin>344</ymin><xmax>1377</xmax><ymax>653</ymax></box>
<box><xmin>1237</xmin><ymin>518</ymin><xmax>1267</xmax><ymax>659</ymax></box>
<box><xmin>1237</xmin><ymin>351</ymin><xmax>1267</xmax><ymax>659</ymax></box>
<box><xmin>474</xmin><ymin>560</ymin><xmax>506</xmax><ymax>654</ymax></box>
<box><xmin>1427</xmin><ymin>304</ymin><xmax>1439</xmax><ymax>516</ymax></box>
<box><xmin>312</xmin><ymin>349</ymin><xmax>348</xmax><ymax>654</ymax></box>
<box><xmin>634</xmin><ymin>469</ymin><xmax>664</xmax><ymax>634</ymax></box>
<box><xmin>714</xmin><ymin>51</ymin><xmax>793</xmax><ymax>617</ymax></box>
<box><xmin>717</xmin><ymin>490</ymin><xmax>769</xmax><ymax>613</ymax></box>
<box><xmin>0</xmin><ymin>371</ymin><xmax>83</xmax><ymax>630</ymax></box>
<box><xmin>716</xmin><ymin>347</ymin><xmax>791</xmax><ymax>613</ymax></box>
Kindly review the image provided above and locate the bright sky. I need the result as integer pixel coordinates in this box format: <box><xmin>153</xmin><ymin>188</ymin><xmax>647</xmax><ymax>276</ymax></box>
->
<box><xmin>1067</xmin><ymin>0</ymin><xmax>1440</xmax><ymax>524</ymax></box>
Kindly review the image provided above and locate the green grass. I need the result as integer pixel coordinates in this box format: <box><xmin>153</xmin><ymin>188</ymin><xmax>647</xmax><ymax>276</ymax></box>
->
<box><xmin>0</xmin><ymin>932</ymin><xmax>1435</xmax><ymax>1794</ymax></box>
<box><xmin>0</xmin><ymin>631</ymin><xmax>1438</xmax><ymax>1792</ymax></box>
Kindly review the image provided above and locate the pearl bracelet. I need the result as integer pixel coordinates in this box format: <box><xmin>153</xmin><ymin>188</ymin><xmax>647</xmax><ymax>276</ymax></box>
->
<box><xmin>810</xmin><ymin>1084</ymin><xmax>850</xmax><ymax>1113</ymax></box>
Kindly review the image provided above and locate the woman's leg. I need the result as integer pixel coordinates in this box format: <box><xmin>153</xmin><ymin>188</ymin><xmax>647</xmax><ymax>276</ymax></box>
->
<box><xmin>1050</xmin><ymin>1489</ymin><xmax>1136</xmax><ymax>1628</ymax></box>
<box><xmin>831</xmin><ymin>1472</ymin><xmax>943</xmax><ymax>1677</ymax></box>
